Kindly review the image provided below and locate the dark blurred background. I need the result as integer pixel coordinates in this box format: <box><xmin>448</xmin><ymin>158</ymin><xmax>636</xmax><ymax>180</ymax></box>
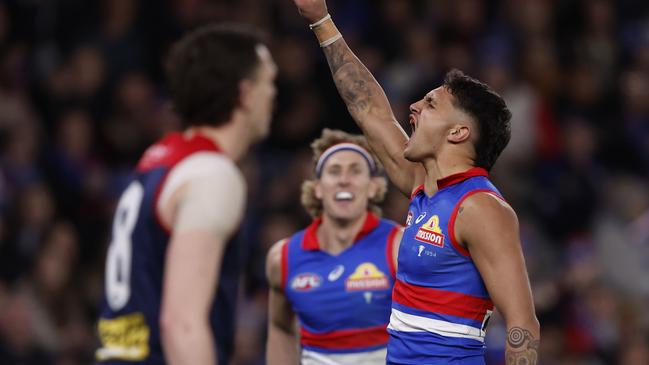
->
<box><xmin>1</xmin><ymin>0</ymin><xmax>649</xmax><ymax>364</ymax></box>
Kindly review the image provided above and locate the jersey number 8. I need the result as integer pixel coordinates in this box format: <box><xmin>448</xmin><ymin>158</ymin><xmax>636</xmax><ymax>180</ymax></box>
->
<box><xmin>105</xmin><ymin>181</ymin><xmax>144</xmax><ymax>310</ymax></box>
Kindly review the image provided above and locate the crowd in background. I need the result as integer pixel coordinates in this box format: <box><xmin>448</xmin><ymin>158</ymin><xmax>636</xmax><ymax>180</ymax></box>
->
<box><xmin>1</xmin><ymin>0</ymin><xmax>649</xmax><ymax>364</ymax></box>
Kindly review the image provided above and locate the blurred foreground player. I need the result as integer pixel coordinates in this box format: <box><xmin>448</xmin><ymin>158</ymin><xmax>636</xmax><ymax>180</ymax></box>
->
<box><xmin>266</xmin><ymin>129</ymin><xmax>402</xmax><ymax>365</ymax></box>
<box><xmin>292</xmin><ymin>0</ymin><xmax>540</xmax><ymax>364</ymax></box>
<box><xmin>95</xmin><ymin>24</ymin><xmax>277</xmax><ymax>365</ymax></box>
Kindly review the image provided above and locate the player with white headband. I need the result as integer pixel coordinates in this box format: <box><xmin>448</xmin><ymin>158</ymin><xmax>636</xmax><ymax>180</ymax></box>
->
<box><xmin>266</xmin><ymin>129</ymin><xmax>403</xmax><ymax>365</ymax></box>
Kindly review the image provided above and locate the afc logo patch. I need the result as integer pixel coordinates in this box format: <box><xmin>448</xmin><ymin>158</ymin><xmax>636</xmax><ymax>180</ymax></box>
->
<box><xmin>414</xmin><ymin>215</ymin><xmax>445</xmax><ymax>248</ymax></box>
<box><xmin>290</xmin><ymin>273</ymin><xmax>322</xmax><ymax>291</ymax></box>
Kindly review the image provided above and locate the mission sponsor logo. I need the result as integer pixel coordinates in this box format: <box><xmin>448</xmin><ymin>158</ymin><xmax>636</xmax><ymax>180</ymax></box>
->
<box><xmin>414</xmin><ymin>215</ymin><xmax>445</xmax><ymax>248</ymax></box>
<box><xmin>345</xmin><ymin>263</ymin><xmax>389</xmax><ymax>291</ymax></box>
<box><xmin>291</xmin><ymin>273</ymin><xmax>322</xmax><ymax>291</ymax></box>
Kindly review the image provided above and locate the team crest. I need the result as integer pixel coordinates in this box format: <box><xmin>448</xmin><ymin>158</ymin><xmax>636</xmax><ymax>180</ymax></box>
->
<box><xmin>405</xmin><ymin>211</ymin><xmax>413</xmax><ymax>226</ymax></box>
<box><xmin>291</xmin><ymin>273</ymin><xmax>322</xmax><ymax>291</ymax></box>
<box><xmin>345</xmin><ymin>263</ymin><xmax>389</xmax><ymax>291</ymax></box>
<box><xmin>414</xmin><ymin>215</ymin><xmax>445</xmax><ymax>248</ymax></box>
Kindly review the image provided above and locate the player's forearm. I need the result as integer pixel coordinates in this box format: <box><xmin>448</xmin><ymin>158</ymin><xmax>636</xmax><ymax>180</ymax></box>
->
<box><xmin>504</xmin><ymin>320</ymin><xmax>540</xmax><ymax>365</ymax></box>
<box><xmin>319</xmin><ymin>32</ymin><xmax>416</xmax><ymax>194</ymax></box>
<box><xmin>266</xmin><ymin>324</ymin><xmax>299</xmax><ymax>365</ymax></box>
<box><xmin>161</xmin><ymin>317</ymin><xmax>217</xmax><ymax>365</ymax></box>
<box><xmin>322</xmin><ymin>37</ymin><xmax>392</xmax><ymax>125</ymax></box>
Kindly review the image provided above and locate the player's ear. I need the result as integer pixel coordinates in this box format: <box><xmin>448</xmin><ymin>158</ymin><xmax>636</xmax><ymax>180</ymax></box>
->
<box><xmin>447</xmin><ymin>124</ymin><xmax>471</xmax><ymax>143</ymax></box>
<box><xmin>368</xmin><ymin>177</ymin><xmax>380</xmax><ymax>199</ymax></box>
<box><xmin>238</xmin><ymin>79</ymin><xmax>255</xmax><ymax>110</ymax></box>
<box><xmin>314</xmin><ymin>180</ymin><xmax>323</xmax><ymax>200</ymax></box>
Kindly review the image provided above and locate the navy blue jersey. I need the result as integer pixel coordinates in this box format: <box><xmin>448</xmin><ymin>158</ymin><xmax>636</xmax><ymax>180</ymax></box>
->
<box><xmin>96</xmin><ymin>132</ymin><xmax>240</xmax><ymax>365</ymax></box>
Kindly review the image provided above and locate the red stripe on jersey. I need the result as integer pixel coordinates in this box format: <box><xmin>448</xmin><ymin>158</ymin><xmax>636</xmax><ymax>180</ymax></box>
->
<box><xmin>143</xmin><ymin>132</ymin><xmax>222</xmax><ymax>235</ymax></box>
<box><xmin>136</xmin><ymin>132</ymin><xmax>220</xmax><ymax>172</ymax></box>
<box><xmin>300</xmin><ymin>324</ymin><xmax>389</xmax><ymax>350</ymax></box>
<box><xmin>302</xmin><ymin>212</ymin><xmax>380</xmax><ymax>251</ymax></box>
<box><xmin>280</xmin><ymin>239</ymin><xmax>289</xmax><ymax>290</ymax></box>
<box><xmin>392</xmin><ymin>279</ymin><xmax>493</xmax><ymax>321</ymax></box>
<box><xmin>386</xmin><ymin>226</ymin><xmax>400</xmax><ymax>279</ymax></box>
<box><xmin>410</xmin><ymin>185</ymin><xmax>424</xmax><ymax>201</ymax></box>
<box><xmin>437</xmin><ymin>167</ymin><xmax>488</xmax><ymax>190</ymax></box>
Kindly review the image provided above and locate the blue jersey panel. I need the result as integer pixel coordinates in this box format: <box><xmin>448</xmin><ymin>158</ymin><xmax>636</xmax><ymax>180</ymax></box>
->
<box><xmin>285</xmin><ymin>217</ymin><xmax>399</xmax><ymax>353</ymax></box>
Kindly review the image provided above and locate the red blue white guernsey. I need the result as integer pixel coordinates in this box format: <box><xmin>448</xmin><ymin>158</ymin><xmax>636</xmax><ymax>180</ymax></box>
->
<box><xmin>96</xmin><ymin>132</ymin><xmax>239</xmax><ymax>365</ymax></box>
<box><xmin>387</xmin><ymin>167</ymin><xmax>502</xmax><ymax>365</ymax></box>
<box><xmin>282</xmin><ymin>213</ymin><xmax>400</xmax><ymax>364</ymax></box>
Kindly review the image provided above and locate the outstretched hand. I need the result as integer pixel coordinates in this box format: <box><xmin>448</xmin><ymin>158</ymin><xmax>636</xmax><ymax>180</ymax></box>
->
<box><xmin>292</xmin><ymin>0</ymin><xmax>328</xmax><ymax>24</ymax></box>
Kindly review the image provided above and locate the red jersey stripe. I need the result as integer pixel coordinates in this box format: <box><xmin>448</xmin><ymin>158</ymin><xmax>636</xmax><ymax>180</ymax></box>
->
<box><xmin>300</xmin><ymin>324</ymin><xmax>389</xmax><ymax>349</ymax></box>
<box><xmin>392</xmin><ymin>280</ymin><xmax>493</xmax><ymax>321</ymax></box>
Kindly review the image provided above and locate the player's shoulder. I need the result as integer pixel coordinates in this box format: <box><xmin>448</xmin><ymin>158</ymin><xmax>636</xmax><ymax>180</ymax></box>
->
<box><xmin>459</xmin><ymin>190</ymin><xmax>516</xmax><ymax>225</ymax></box>
<box><xmin>137</xmin><ymin>132</ymin><xmax>224</xmax><ymax>172</ymax></box>
<box><xmin>175</xmin><ymin>152</ymin><xmax>240</xmax><ymax>179</ymax></box>
<box><xmin>266</xmin><ymin>238</ymin><xmax>290</xmax><ymax>287</ymax></box>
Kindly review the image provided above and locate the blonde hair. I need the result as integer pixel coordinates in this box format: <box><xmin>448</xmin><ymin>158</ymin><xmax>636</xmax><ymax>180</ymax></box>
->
<box><xmin>301</xmin><ymin>129</ymin><xmax>388</xmax><ymax>218</ymax></box>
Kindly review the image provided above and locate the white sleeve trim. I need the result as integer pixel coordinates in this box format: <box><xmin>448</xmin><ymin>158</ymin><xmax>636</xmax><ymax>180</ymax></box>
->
<box><xmin>157</xmin><ymin>152</ymin><xmax>246</xmax><ymax>236</ymax></box>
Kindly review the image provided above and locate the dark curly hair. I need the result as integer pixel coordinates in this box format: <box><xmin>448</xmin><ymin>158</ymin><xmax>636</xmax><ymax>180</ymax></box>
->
<box><xmin>443</xmin><ymin>69</ymin><xmax>512</xmax><ymax>171</ymax></box>
<box><xmin>165</xmin><ymin>23</ymin><xmax>265</xmax><ymax>127</ymax></box>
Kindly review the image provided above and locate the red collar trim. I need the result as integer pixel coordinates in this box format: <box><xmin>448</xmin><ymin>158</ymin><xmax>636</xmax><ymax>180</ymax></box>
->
<box><xmin>302</xmin><ymin>212</ymin><xmax>380</xmax><ymax>251</ymax></box>
<box><xmin>436</xmin><ymin>167</ymin><xmax>489</xmax><ymax>190</ymax></box>
<box><xmin>190</xmin><ymin>132</ymin><xmax>220</xmax><ymax>151</ymax></box>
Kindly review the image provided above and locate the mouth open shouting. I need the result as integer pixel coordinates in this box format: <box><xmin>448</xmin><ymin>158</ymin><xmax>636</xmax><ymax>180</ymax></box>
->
<box><xmin>335</xmin><ymin>191</ymin><xmax>354</xmax><ymax>202</ymax></box>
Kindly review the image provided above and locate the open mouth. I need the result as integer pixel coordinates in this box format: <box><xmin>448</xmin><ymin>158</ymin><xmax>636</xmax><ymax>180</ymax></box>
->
<box><xmin>409</xmin><ymin>114</ymin><xmax>417</xmax><ymax>135</ymax></box>
<box><xmin>335</xmin><ymin>191</ymin><xmax>354</xmax><ymax>201</ymax></box>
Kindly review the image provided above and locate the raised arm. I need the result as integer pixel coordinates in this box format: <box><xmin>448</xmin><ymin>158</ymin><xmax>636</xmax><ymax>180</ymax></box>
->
<box><xmin>158</xmin><ymin>156</ymin><xmax>246</xmax><ymax>365</ymax></box>
<box><xmin>293</xmin><ymin>0</ymin><xmax>423</xmax><ymax>196</ymax></box>
<box><xmin>455</xmin><ymin>193</ymin><xmax>540</xmax><ymax>365</ymax></box>
<box><xmin>265</xmin><ymin>239</ymin><xmax>299</xmax><ymax>365</ymax></box>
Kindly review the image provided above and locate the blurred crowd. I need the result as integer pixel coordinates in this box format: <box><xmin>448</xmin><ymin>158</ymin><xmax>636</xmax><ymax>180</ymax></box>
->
<box><xmin>1</xmin><ymin>0</ymin><xmax>649</xmax><ymax>364</ymax></box>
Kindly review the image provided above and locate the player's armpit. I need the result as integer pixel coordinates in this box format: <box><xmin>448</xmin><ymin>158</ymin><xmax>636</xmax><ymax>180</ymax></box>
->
<box><xmin>454</xmin><ymin>192</ymin><xmax>540</xmax><ymax>365</ymax></box>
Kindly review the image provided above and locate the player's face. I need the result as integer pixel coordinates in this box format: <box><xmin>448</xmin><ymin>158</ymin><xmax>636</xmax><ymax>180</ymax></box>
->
<box><xmin>247</xmin><ymin>45</ymin><xmax>277</xmax><ymax>141</ymax></box>
<box><xmin>404</xmin><ymin>86</ymin><xmax>463</xmax><ymax>162</ymax></box>
<box><xmin>315</xmin><ymin>150</ymin><xmax>378</xmax><ymax>222</ymax></box>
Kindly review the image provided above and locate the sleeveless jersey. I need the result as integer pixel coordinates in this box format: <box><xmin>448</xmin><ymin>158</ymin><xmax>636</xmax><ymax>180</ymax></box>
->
<box><xmin>387</xmin><ymin>167</ymin><xmax>502</xmax><ymax>365</ymax></box>
<box><xmin>282</xmin><ymin>213</ymin><xmax>401</xmax><ymax>364</ymax></box>
<box><xmin>95</xmin><ymin>132</ymin><xmax>240</xmax><ymax>365</ymax></box>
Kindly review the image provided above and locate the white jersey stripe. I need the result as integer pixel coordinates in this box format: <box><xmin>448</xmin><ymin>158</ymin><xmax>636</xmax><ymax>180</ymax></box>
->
<box><xmin>387</xmin><ymin>308</ymin><xmax>486</xmax><ymax>342</ymax></box>
<box><xmin>301</xmin><ymin>347</ymin><xmax>387</xmax><ymax>365</ymax></box>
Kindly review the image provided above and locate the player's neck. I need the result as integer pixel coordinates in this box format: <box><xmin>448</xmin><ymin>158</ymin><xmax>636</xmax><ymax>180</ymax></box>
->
<box><xmin>421</xmin><ymin>154</ymin><xmax>474</xmax><ymax>196</ymax></box>
<box><xmin>186</xmin><ymin>118</ymin><xmax>251</xmax><ymax>161</ymax></box>
<box><xmin>317</xmin><ymin>211</ymin><xmax>368</xmax><ymax>255</ymax></box>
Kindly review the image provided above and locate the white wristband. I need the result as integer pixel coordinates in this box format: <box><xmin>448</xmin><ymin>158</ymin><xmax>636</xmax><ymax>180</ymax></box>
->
<box><xmin>309</xmin><ymin>13</ymin><xmax>331</xmax><ymax>29</ymax></box>
<box><xmin>319</xmin><ymin>33</ymin><xmax>342</xmax><ymax>48</ymax></box>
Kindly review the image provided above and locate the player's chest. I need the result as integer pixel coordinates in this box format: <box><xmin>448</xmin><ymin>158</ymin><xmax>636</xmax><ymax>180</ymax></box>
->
<box><xmin>287</xmin><ymin>251</ymin><xmax>393</xmax><ymax>305</ymax></box>
<box><xmin>399</xmin><ymin>196</ymin><xmax>459</xmax><ymax>271</ymax></box>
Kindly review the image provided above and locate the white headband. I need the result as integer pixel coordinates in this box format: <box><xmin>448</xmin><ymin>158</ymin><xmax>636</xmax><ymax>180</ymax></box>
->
<box><xmin>315</xmin><ymin>143</ymin><xmax>376</xmax><ymax>178</ymax></box>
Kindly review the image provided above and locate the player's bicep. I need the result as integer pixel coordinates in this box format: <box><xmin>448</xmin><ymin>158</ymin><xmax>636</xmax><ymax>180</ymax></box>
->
<box><xmin>161</xmin><ymin>158</ymin><xmax>246</xmax><ymax>320</ymax></box>
<box><xmin>456</xmin><ymin>194</ymin><xmax>535</xmax><ymax>322</ymax></box>
<box><xmin>173</xmin><ymin>162</ymin><xmax>246</xmax><ymax>238</ymax></box>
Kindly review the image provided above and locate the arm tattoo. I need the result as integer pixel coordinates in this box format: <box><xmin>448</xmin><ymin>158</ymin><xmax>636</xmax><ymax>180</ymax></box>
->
<box><xmin>506</xmin><ymin>327</ymin><xmax>539</xmax><ymax>365</ymax></box>
<box><xmin>322</xmin><ymin>40</ymin><xmax>374</xmax><ymax>117</ymax></box>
